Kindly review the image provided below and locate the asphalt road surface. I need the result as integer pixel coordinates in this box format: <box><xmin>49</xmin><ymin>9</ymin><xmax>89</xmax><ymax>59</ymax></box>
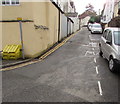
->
<box><xmin>2</xmin><ymin>27</ymin><xmax>120</xmax><ymax>103</ymax></box>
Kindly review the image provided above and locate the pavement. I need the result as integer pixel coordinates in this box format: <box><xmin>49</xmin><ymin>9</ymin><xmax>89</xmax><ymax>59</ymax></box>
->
<box><xmin>2</xmin><ymin>27</ymin><xmax>120</xmax><ymax>102</ymax></box>
<box><xmin>0</xmin><ymin>55</ymin><xmax>33</xmax><ymax>68</ymax></box>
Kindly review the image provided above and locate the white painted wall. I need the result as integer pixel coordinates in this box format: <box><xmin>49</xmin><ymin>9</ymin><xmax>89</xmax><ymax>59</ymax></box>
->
<box><xmin>101</xmin><ymin>0</ymin><xmax>115</xmax><ymax>23</ymax></box>
<box><xmin>70</xmin><ymin>17</ymin><xmax>79</xmax><ymax>32</ymax></box>
<box><xmin>80</xmin><ymin>16</ymin><xmax>90</xmax><ymax>26</ymax></box>
<box><xmin>53</xmin><ymin>0</ymin><xmax>74</xmax><ymax>13</ymax></box>
<box><xmin>59</xmin><ymin>13</ymin><xmax>67</xmax><ymax>41</ymax></box>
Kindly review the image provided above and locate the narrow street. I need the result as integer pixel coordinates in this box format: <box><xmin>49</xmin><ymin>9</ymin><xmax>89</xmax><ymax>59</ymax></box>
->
<box><xmin>2</xmin><ymin>27</ymin><xmax>120</xmax><ymax>102</ymax></box>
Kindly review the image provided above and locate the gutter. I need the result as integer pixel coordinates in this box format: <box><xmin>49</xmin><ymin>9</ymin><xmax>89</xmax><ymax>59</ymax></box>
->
<box><xmin>50</xmin><ymin>0</ymin><xmax>64</xmax><ymax>14</ymax></box>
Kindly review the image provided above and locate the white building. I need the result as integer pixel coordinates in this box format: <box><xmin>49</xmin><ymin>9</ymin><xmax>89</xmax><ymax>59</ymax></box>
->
<box><xmin>114</xmin><ymin>0</ymin><xmax>120</xmax><ymax>17</ymax></box>
<box><xmin>101</xmin><ymin>0</ymin><xmax>115</xmax><ymax>23</ymax></box>
<box><xmin>70</xmin><ymin>17</ymin><xmax>80</xmax><ymax>31</ymax></box>
<box><xmin>53</xmin><ymin>0</ymin><xmax>75</xmax><ymax>13</ymax></box>
<box><xmin>80</xmin><ymin>16</ymin><xmax>90</xmax><ymax>26</ymax></box>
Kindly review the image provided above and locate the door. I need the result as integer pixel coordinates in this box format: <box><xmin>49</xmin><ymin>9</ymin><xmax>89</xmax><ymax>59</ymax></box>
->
<box><xmin>104</xmin><ymin>30</ymin><xmax>113</xmax><ymax>60</ymax></box>
<box><xmin>101</xmin><ymin>29</ymin><xmax>109</xmax><ymax>57</ymax></box>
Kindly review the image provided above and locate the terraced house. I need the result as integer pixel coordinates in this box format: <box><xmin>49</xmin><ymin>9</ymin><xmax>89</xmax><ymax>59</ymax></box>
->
<box><xmin>0</xmin><ymin>0</ymin><xmax>80</xmax><ymax>58</ymax></box>
<box><xmin>101</xmin><ymin>0</ymin><xmax>120</xmax><ymax>27</ymax></box>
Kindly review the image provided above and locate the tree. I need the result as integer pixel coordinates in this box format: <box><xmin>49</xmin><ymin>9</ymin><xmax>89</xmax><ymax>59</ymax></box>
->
<box><xmin>89</xmin><ymin>16</ymin><xmax>95</xmax><ymax>23</ymax></box>
<box><xmin>88</xmin><ymin>15</ymin><xmax>101</xmax><ymax>23</ymax></box>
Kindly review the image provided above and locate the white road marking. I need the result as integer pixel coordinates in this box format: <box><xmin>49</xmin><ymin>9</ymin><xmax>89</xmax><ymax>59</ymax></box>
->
<box><xmin>92</xmin><ymin>48</ymin><xmax>94</xmax><ymax>51</ymax></box>
<box><xmin>94</xmin><ymin>58</ymin><xmax>97</xmax><ymax>63</ymax></box>
<box><xmin>85</xmin><ymin>51</ymin><xmax>87</xmax><ymax>56</ymax></box>
<box><xmin>96</xmin><ymin>66</ymin><xmax>99</xmax><ymax>74</ymax></box>
<box><xmin>89</xmin><ymin>42</ymin><xmax>98</xmax><ymax>47</ymax></box>
<box><xmin>82</xmin><ymin>44</ymin><xmax>89</xmax><ymax>47</ymax></box>
<box><xmin>85</xmin><ymin>51</ymin><xmax>93</xmax><ymax>56</ymax></box>
<box><xmin>98</xmin><ymin>81</ymin><xmax>103</xmax><ymax>96</ymax></box>
<box><xmin>96</xmin><ymin>52</ymin><xmax>99</xmax><ymax>55</ymax></box>
<box><xmin>93</xmin><ymin>52</ymin><xmax>95</xmax><ymax>55</ymax></box>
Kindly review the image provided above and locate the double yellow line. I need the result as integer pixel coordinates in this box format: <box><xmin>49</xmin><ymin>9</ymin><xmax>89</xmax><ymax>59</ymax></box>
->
<box><xmin>40</xmin><ymin>32</ymin><xmax>76</xmax><ymax>60</ymax></box>
<box><xmin>0</xmin><ymin>30</ymin><xmax>79</xmax><ymax>71</ymax></box>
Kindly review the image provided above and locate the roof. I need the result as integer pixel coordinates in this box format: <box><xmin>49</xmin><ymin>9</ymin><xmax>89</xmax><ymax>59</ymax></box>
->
<box><xmin>50</xmin><ymin>0</ymin><xmax>64</xmax><ymax>14</ymax></box>
<box><xmin>78</xmin><ymin>10</ymin><xmax>96</xmax><ymax>19</ymax></box>
<box><xmin>68</xmin><ymin>17</ymin><xmax>74</xmax><ymax>23</ymax></box>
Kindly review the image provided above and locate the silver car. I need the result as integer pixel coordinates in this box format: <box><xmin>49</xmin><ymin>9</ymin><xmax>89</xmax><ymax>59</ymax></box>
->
<box><xmin>91</xmin><ymin>23</ymin><xmax>103</xmax><ymax>34</ymax></box>
<box><xmin>99</xmin><ymin>27</ymin><xmax>120</xmax><ymax>72</ymax></box>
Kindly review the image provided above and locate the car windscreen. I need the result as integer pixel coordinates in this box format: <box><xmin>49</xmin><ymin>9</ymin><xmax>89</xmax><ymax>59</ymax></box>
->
<box><xmin>114</xmin><ymin>31</ymin><xmax>120</xmax><ymax>46</ymax></box>
<box><xmin>93</xmin><ymin>25</ymin><xmax>101</xmax><ymax>28</ymax></box>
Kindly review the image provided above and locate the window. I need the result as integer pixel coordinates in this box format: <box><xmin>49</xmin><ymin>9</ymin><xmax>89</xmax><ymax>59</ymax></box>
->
<box><xmin>0</xmin><ymin>0</ymin><xmax>19</xmax><ymax>6</ymax></box>
<box><xmin>103</xmin><ymin>30</ymin><xmax>109</xmax><ymax>39</ymax></box>
<box><xmin>107</xmin><ymin>31</ymin><xmax>112</xmax><ymax>42</ymax></box>
<box><xmin>114</xmin><ymin>31</ymin><xmax>120</xmax><ymax>46</ymax></box>
<box><xmin>118</xmin><ymin>2</ymin><xmax>120</xmax><ymax>9</ymax></box>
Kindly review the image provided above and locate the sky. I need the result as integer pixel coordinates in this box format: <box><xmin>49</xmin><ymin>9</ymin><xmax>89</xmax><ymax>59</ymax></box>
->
<box><xmin>74</xmin><ymin>0</ymin><xmax>107</xmax><ymax>14</ymax></box>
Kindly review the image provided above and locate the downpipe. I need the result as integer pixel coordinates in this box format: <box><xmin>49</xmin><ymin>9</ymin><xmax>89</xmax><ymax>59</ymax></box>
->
<box><xmin>19</xmin><ymin>21</ymin><xmax>25</xmax><ymax>59</ymax></box>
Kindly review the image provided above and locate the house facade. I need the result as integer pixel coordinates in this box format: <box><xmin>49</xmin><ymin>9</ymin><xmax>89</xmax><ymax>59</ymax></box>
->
<box><xmin>114</xmin><ymin>0</ymin><xmax>120</xmax><ymax>17</ymax></box>
<box><xmin>101</xmin><ymin>0</ymin><xmax>114</xmax><ymax>23</ymax></box>
<box><xmin>78</xmin><ymin>10</ymin><xmax>96</xmax><ymax>27</ymax></box>
<box><xmin>101</xmin><ymin>0</ymin><xmax>115</xmax><ymax>24</ymax></box>
<box><xmin>101</xmin><ymin>0</ymin><xmax>120</xmax><ymax>27</ymax></box>
<box><xmin>1</xmin><ymin>1</ymin><xmax>59</xmax><ymax>58</ymax></box>
<box><xmin>0</xmin><ymin>0</ymin><xmax>80</xmax><ymax>58</ymax></box>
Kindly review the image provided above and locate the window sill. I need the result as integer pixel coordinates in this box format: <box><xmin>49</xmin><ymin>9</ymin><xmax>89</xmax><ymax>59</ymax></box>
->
<box><xmin>0</xmin><ymin>4</ymin><xmax>20</xmax><ymax>6</ymax></box>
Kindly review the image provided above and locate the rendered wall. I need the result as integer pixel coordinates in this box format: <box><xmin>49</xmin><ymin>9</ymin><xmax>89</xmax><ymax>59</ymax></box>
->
<box><xmin>59</xmin><ymin>13</ymin><xmax>67</xmax><ymax>41</ymax></box>
<box><xmin>1</xmin><ymin>2</ymin><xmax>59</xmax><ymax>58</ymax></box>
<box><xmin>70</xmin><ymin>17</ymin><xmax>79</xmax><ymax>32</ymax></box>
<box><xmin>114</xmin><ymin>4</ymin><xmax>119</xmax><ymax>17</ymax></box>
<box><xmin>0</xmin><ymin>6</ymin><xmax>2</xmax><ymax>51</ymax></box>
<box><xmin>68</xmin><ymin>20</ymin><xmax>71</xmax><ymax>35</ymax></box>
<box><xmin>2</xmin><ymin>2</ymin><xmax>33</xmax><ymax>20</ymax></box>
<box><xmin>71</xmin><ymin>22</ymin><xmax>74</xmax><ymax>33</ymax></box>
<box><xmin>80</xmin><ymin>16</ymin><xmax>90</xmax><ymax>26</ymax></box>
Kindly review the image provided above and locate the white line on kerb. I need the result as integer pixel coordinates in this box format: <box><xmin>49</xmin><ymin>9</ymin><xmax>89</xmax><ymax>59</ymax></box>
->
<box><xmin>96</xmin><ymin>66</ymin><xmax>99</xmax><ymax>74</ymax></box>
<box><xmin>85</xmin><ymin>51</ymin><xmax>87</xmax><ymax>56</ymax></box>
<box><xmin>98</xmin><ymin>81</ymin><xmax>103</xmax><ymax>96</ymax></box>
<box><xmin>94</xmin><ymin>58</ymin><xmax>96</xmax><ymax>63</ymax></box>
<box><xmin>93</xmin><ymin>52</ymin><xmax>95</xmax><ymax>55</ymax></box>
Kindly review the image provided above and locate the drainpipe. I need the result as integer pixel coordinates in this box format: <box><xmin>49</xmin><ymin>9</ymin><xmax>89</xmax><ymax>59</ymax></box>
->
<box><xmin>19</xmin><ymin>21</ymin><xmax>25</xmax><ymax>59</ymax></box>
<box><xmin>67</xmin><ymin>17</ymin><xmax>68</xmax><ymax>37</ymax></box>
<box><xmin>58</xmin><ymin>10</ymin><xmax>60</xmax><ymax>42</ymax></box>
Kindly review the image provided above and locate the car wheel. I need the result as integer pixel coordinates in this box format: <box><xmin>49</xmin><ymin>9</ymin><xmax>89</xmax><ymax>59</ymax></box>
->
<box><xmin>109</xmin><ymin>58</ymin><xmax>117</xmax><ymax>72</ymax></box>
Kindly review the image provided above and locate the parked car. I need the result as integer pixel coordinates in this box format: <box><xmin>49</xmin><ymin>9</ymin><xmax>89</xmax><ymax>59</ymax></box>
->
<box><xmin>87</xmin><ymin>23</ymin><xmax>93</xmax><ymax>31</ymax></box>
<box><xmin>91</xmin><ymin>23</ymin><xmax>103</xmax><ymax>34</ymax></box>
<box><xmin>99</xmin><ymin>27</ymin><xmax>120</xmax><ymax>72</ymax></box>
